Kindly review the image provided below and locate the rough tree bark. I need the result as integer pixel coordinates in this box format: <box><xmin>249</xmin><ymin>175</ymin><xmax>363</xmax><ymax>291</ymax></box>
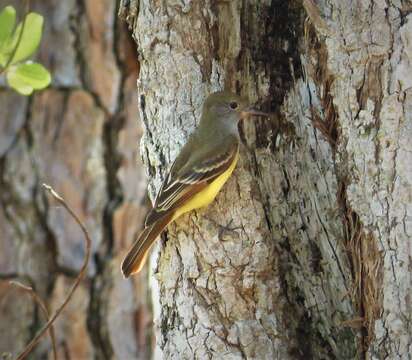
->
<box><xmin>119</xmin><ymin>0</ymin><xmax>412</xmax><ymax>359</ymax></box>
<box><xmin>0</xmin><ymin>1</ymin><xmax>152</xmax><ymax>359</ymax></box>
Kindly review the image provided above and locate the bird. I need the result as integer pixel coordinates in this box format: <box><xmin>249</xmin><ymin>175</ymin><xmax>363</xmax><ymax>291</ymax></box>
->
<box><xmin>121</xmin><ymin>90</ymin><xmax>268</xmax><ymax>277</ymax></box>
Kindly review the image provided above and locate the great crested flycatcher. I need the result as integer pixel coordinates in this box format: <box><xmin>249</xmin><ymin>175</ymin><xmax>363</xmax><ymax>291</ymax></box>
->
<box><xmin>121</xmin><ymin>91</ymin><xmax>268</xmax><ymax>277</ymax></box>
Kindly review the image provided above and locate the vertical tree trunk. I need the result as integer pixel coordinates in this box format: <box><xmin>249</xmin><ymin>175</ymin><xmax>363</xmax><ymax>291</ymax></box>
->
<box><xmin>120</xmin><ymin>0</ymin><xmax>412</xmax><ymax>358</ymax></box>
<box><xmin>0</xmin><ymin>1</ymin><xmax>152</xmax><ymax>359</ymax></box>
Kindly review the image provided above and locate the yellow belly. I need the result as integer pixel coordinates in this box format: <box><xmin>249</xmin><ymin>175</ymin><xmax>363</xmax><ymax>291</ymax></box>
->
<box><xmin>172</xmin><ymin>152</ymin><xmax>239</xmax><ymax>222</ymax></box>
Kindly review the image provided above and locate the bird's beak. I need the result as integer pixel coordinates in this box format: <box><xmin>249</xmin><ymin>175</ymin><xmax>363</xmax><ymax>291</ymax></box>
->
<box><xmin>241</xmin><ymin>106</ymin><xmax>270</xmax><ymax>118</ymax></box>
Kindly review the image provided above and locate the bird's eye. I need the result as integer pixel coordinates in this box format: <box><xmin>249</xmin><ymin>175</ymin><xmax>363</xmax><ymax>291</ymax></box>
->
<box><xmin>229</xmin><ymin>101</ymin><xmax>238</xmax><ymax>109</ymax></box>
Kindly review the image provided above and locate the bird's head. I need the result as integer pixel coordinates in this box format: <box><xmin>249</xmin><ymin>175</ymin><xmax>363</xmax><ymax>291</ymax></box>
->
<box><xmin>201</xmin><ymin>91</ymin><xmax>269</xmax><ymax>133</ymax></box>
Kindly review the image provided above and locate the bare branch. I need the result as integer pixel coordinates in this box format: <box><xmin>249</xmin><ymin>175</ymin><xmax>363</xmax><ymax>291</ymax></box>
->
<box><xmin>10</xmin><ymin>281</ymin><xmax>57</xmax><ymax>360</ymax></box>
<box><xmin>15</xmin><ymin>184</ymin><xmax>91</xmax><ymax>360</ymax></box>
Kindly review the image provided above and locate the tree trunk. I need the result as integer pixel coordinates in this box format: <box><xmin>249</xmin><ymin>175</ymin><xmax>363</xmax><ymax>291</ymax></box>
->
<box><xmin>0</xmin><ymin>1</ymin><xmax>152</xmax><ymax>359</ymax></box>
<box><xmin>120</xmin><ymin>0</ymin><xmax>412</xmax><ymax>358</ymax></box>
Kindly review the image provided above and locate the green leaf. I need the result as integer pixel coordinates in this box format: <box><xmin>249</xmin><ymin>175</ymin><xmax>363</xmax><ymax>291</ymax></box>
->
<box><xmin>6</xmin><ymin>62</ymin><xmax>51</xmax><ymax>95</ymax></box>
<box><xmin>0</xmin><ymin>6</ymin><xmax>16</xmax><ymax>65</ymax></box>
<box><xmin>0</xmin><ymin>6</ymin><xmax>16</xmax><ymax>45</ymax></box>
<box><xmin>5</xmin><ymin>12</ymin><xmax>44</xmax><ymax>65</ymax></box>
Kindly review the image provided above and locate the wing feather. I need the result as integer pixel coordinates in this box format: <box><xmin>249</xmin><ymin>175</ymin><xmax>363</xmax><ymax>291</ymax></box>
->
<box><xmin>145</xmin><ymin>140</ymin><xmax>238</xmax><ymax>227</ymax></box>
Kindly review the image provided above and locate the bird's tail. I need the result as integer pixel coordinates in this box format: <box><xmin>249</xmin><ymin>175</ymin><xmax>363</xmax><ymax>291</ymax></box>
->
<box><xmin>121</xmin><ymin>212</ymin><xmax>173</xmax><ymax>278</ymax></box>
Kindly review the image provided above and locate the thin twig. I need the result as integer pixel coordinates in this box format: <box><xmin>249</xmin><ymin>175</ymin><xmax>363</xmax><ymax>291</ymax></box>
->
<box><xmin>15</xmin><ymin>184</ymin><xmax>91</xmax><ymax>360</ymax></box>
<box><xmin>10</xmin><ymin>281</ymin><xmax>57</xmax><ymax>360</ymax></box>
<box><xmin>0</xmin><ymin>0</ymin><xmax>31</xmax><ymax>75</ymax></box>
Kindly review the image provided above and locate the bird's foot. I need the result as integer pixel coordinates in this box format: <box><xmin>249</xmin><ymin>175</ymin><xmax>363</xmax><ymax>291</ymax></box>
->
<box><xmin>218</xmin><ymin>219</ymin><xmax>242</xmax><ymax>239</ymax></box>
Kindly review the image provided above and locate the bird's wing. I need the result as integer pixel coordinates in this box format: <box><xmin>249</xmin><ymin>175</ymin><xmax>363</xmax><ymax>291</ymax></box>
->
<box><xmin>145</xmin><ymin>137</ymin><xmax>239</xmax><ymax>227</ymax></box>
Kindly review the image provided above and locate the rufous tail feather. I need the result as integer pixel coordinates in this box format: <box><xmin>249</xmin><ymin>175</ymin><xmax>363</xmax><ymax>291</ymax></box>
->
<box><xmin>121</xmin><ymin>212</ymin><xmax>173</xmax><ymax>278</ymax></box>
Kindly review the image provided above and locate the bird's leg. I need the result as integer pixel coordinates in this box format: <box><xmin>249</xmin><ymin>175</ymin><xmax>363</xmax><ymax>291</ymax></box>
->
<box><xmin>217</xmin><ymin>218</ymin><xmax>242</xmax><ymax>239</ymax></box>
<box><xmin>204</xmin><ymin>216</ymin><xmax>242</xmax><ymax>239</ymax></box>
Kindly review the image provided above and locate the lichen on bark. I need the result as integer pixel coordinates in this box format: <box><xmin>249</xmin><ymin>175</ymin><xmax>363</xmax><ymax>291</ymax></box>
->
<box><xmin>123</xmin><ymin>0</ymin><xmax>412</xmax><ymax>358</ymax></box>
<box><xmin>126</xmin><ymin>0</ymin><xmax>354</xmax><ymax>358</ymax></box>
